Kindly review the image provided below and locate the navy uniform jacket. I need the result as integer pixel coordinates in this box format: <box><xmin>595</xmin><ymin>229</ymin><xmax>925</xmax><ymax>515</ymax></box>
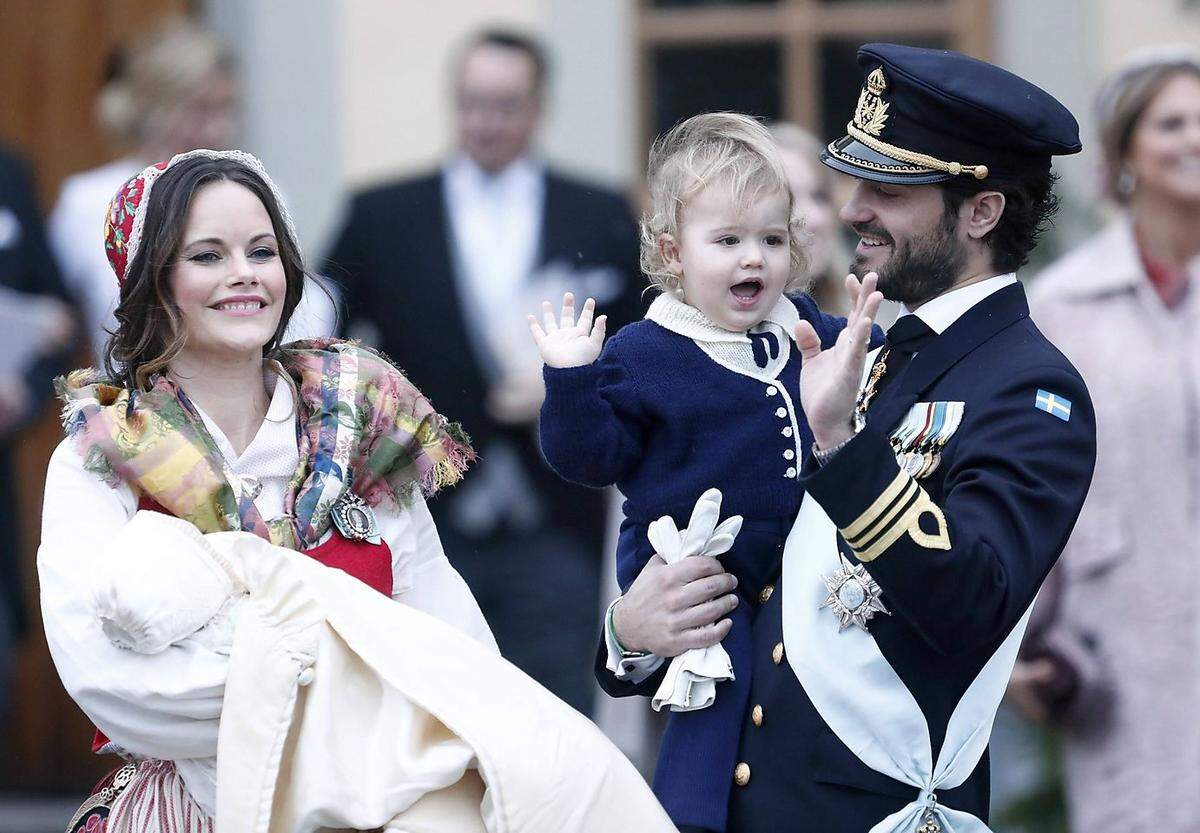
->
<box><xmin>600</xmin><ymin>282</ymin><xmax>1096</xmax><ymax>833</ymax></box>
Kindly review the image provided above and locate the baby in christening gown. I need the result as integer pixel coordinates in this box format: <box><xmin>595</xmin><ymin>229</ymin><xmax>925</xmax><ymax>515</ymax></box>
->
<box><xmin>90</xmin><ymin>509</ymin><xmax>675</xmax><ymax>833</ymax></box>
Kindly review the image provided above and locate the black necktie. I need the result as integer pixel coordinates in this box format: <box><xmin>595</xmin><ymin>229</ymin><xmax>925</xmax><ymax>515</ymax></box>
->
<box><xmin>871</xmin><ymin>315</ymin><xmax>937</xmax><ymax>398</ymax></box>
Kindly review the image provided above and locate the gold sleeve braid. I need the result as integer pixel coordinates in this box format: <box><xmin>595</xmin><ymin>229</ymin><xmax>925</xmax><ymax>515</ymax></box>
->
<box><xmin>840</xmin><ymin>471</ymin><xmax>951</xmax><ymax>562</ymax></box>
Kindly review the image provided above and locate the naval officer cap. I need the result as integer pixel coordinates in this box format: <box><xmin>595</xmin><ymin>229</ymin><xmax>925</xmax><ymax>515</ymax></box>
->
<box><xmin>822</xmin><ymin>43</ymin><xmax>1082</xmax><ymax>185</ymax></box>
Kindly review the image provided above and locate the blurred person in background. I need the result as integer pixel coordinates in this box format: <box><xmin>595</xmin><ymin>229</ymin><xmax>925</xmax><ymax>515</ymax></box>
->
<box><xmin>770</xmin><ymin>122</ymin><xmax>903</xmax><ymax>330</ymax></box>
<box><xmin>324</xmin><ymin>28</ymin><xmax>644</xmax><ymax>715</ymax></box>
<box><xmin>1014</xmin><ymin>44</ymin><xmax>1200</xmax><ymax>833</ymax></box>
<box><xmin>0</xmin><ymin>144</ymin><xmax>74</xmax><ymax>720</ymax></box>
<box><xmin>48</xmin><ymin>17</ymin><xmax>233</xmax><ymax>364</ymax></box>
<box><xmin>48</xmin><ymin>16</ymin><xmax>334</xmax><ymax>366</ymax></box>
<box><xmin>768</xmin><ymin>123</ymin><xmax>850</xmax><ymax>315</ymax></box>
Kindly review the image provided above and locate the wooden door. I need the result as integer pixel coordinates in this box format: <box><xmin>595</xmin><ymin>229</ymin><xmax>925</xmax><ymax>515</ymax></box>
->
<box><xmin>0</xmin><ymin>0</ymin><xmax>187</xmax><ymax>793</ymax></box>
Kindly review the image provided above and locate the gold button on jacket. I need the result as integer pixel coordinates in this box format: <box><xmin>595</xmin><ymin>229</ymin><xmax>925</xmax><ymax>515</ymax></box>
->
<box><xmin>734</xmin><ymin>762</ymin><xmax>751</xmax><ymax>786</ymax></box>
<box><xmin>772</xmin><ymin>642</ymin><xmax>784</xmax><ymax>665</ymax></box>
<box><xmin>759</xmin><ymin>584</ymin><xmax>774</xmax><ymax>604</ymax></box>
<box><xmin>751</xmin><ymin>704</ymin><xmax>764</xmax><ymax>727</ymax></box>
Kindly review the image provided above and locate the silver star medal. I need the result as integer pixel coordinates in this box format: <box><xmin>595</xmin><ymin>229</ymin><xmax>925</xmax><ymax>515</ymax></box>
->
<box><xmin>820</xmin><ymin>554</ymin><xmax>890</xmax><ymax>632</ymax></box>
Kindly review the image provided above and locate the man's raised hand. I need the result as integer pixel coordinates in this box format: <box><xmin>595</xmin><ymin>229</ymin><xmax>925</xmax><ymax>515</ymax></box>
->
<box><xmin>528</xmin><ymin>292</ymin><xmax>607</xmax><ymax>368</ymax></box>
<box><xmin>793</xmin><ymin>272</ymin><xmax>883</xmax><ymax>450</ymax></box>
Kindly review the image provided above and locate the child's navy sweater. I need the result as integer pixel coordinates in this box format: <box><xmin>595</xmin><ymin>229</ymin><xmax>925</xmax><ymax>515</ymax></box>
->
<box><xmin>540</xmin><ymin>293</ymin><xmax>859</xmax><ymax>831</ymax></box>
<box><xmin>540</xmin><ymin>292</ymin><xmax>851</xmax><ymax>531</ymax></box>
<box><xmin>541</xmin><ymin>294</ymin><xmax>862</xmax><ymax>830</ymax></box>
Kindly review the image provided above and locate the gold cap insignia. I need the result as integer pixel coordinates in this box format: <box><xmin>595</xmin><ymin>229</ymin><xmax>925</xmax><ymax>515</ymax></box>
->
<box><xmin>866</xmin><ymin>68</ymin><xmax>887</xmax><ymax>95</ymax></box>
<box><xmin>853</xmin><ymin>67</ymin><xmax>890</xmax><ymax>137</ymax></box>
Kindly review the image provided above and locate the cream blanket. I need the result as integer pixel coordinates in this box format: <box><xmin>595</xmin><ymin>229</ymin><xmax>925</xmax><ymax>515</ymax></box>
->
<box><xmin>95</xmin><ymin>511</ymin><xmax>674</xmax><ymax>833</ymax></box>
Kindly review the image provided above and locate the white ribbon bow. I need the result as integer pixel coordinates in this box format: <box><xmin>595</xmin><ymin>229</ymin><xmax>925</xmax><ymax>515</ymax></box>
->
<box><xmin>647</xmin><ymin>488</ymin><xmax>743</xmax><ymax>712</ymax></box>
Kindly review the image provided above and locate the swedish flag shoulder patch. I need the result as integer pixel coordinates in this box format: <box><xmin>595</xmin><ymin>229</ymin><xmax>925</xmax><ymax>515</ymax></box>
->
<box><xmin>1035</xmin><ymin>389</ymin><xmax>1071</xmax><ymax>422</ymax></box>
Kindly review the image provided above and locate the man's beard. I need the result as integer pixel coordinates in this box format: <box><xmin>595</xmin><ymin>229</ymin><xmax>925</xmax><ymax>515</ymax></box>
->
<box><xmin>850</xmin><ymin>213</ymin><xmax>966</xmax><ymax>305</ymax></box>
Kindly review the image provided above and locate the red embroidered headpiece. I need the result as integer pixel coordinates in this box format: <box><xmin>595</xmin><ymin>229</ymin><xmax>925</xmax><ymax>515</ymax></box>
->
<box><xmin>102</xmin><ymin>149</ymin><xmax>300</xmax><ymax>287</ymax></box>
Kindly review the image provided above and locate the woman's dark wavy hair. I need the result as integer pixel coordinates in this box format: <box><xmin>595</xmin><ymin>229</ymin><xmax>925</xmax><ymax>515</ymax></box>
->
<box><xmin>939</xmin><ymin>169</ymin><xmax>1061</xmax><ymax>274</ymax></box>
<box><xmin>102</xmin><ymin>157</ymin><xmax>307</xmax><ymax>391</ymax></box>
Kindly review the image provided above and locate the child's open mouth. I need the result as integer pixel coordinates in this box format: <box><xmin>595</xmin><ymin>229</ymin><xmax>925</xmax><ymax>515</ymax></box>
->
<box><xmin>730</xmin><ymin>279</ymin><xmax>763</xmax><ymax>307</ymax></box>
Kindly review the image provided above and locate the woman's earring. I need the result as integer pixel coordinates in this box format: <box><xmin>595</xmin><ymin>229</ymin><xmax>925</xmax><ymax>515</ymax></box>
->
<box><xmin>1117</xmin><ymin>166</ymin><xmax>1137</xmax><ymax>198</ymax></box>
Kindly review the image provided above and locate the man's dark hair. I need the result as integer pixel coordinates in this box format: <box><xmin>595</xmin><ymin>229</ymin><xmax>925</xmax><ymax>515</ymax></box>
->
<box><xmin>469</xmin><ymin>28</ymin><xmax>549</xmax><ymax>92</ymax></box>
<box><xmin>939</xmin><ymin>170</ymin><xmax>1061</xmax><ymax>274</ymax></box>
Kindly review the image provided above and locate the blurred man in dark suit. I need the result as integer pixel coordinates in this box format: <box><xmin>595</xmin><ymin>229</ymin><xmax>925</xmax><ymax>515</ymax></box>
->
<box><xmin>324</xmin><ymin>29</ymin><xmax>644</xmax><ymax>714</ymax></box>
<box><xmin>0</xmin><ymin>145</ymin><xmax>73</xmax><ymax>718</ymax></box>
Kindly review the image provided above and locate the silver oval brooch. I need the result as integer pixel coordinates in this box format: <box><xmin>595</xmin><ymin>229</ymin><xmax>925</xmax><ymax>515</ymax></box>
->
<box><xmin>331</xmin><ymin>491</ymin><xmax>379</xmax><ymax>542</ymax></box>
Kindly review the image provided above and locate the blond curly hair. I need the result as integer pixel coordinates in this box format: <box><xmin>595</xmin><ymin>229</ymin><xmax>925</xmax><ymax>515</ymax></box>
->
<box><xmin>640</xmin><ymin>112</ymin><xmax>808</xmax><ymax>295</ymax></box>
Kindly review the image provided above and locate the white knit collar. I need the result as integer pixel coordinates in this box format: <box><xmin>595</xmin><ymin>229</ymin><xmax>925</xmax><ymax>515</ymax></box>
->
<box><xmin>645</xmin><ymin>291</ymin><xmax>800</xmax><ymax>344</ymax></box>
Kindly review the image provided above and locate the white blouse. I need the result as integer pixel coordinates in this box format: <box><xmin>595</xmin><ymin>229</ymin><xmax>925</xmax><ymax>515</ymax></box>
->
<box><xmin>48</xmin><ymin>157</ymin><xmax>142</xmax><ymax>362</ymax></box>
<box><xmin>37</xmin><ymin>377</ymin><xmax>495</xmax><ymax>813</ymax></box>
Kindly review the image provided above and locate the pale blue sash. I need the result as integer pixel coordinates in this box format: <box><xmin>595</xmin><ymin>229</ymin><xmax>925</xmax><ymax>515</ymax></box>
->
<box><xmin>782</xmin><ymin>490</ymin><xmax>1031</xmax><ymax>833</ymax></box>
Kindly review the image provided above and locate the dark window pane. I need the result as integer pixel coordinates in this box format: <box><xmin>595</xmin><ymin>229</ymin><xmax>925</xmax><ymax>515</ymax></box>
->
<box><xmin>818</xmin><ymin>35</ymin><xmax>948</xmax><ymax>143</ymax></box>
<box><xmin>652</xmin><ymin>43</ymin><xmax>782</xmax><ymax>137</ymax></box>
<box><xmin>649</xmin><ymin>0</ymin><xmax>778</xmax><ymax>7</ymax></box>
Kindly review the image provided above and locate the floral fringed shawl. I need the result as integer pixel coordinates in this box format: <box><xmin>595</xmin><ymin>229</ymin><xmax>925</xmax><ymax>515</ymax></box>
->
<box><xmin>55</xmin><ymin>338</ymin><xmax>474</xmax><ymax>550</ymax></box>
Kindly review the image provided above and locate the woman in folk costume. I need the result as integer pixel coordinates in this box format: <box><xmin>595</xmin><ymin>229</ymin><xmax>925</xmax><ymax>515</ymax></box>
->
<box><xmin>39</xmin><ymin>150</ymin><xmax>674</xmax><ymax>833</ymax></box>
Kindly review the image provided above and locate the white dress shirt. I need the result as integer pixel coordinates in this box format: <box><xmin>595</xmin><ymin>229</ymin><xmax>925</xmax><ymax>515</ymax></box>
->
<box><xmin>443</xmin><ymin>153</ymin><xmax>545</xmax><ymax>378</ymax></box>
<box><xmin>899</xmin><ymin>272</ymin><xmax>1018</xmax><ymax>335</ymax></box>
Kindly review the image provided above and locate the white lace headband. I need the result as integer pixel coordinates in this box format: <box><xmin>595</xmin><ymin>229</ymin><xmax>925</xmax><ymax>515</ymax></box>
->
<box><xmin>107</xmin><ymin>148</ymin><xmax>302</xmax><ymax>285</ymax></box>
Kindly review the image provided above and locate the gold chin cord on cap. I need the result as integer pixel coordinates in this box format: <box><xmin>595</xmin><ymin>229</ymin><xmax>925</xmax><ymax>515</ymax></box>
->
<box><xmin>847</xmin><ymin>123</ymin><xmax>990</xmax><ymax>180</ymax></box>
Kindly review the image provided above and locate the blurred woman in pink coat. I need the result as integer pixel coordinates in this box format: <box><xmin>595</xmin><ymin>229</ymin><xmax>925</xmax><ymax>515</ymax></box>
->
<box><xmin>1017</xmin><ymin>44</ymin><xmax>1200</xmax><ymax>833</ymax></box>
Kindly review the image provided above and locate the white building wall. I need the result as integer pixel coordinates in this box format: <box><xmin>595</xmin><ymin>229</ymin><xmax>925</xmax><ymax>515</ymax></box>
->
<box><xmin>996</xmin><ymin>0</ymin><xmax>1200</xmax><ymax>248</ymax></box>
<box><xmin>1096</xmin><ymin>0</ymin><xmax>1200</xmax><ymax>69</ymax></box>
<box><xmin>542</xmin><ymin>0</ymin><xmax>640</xmax><ymax>186</ymax></box>
<box><xmin>994</xmin><ymin>0</ymin><xmax>1100</xmax><ymax>250</ymax></box>
<box><xmin>209</xmin><ymin>0</ymin><xmax>1200</xmax><ymax>262</ymax></box>
<box><xmin>338</xmin><ymin>0</ymin><xmax>543</xmax><ymax>187</ymax></box>
<box><xmin>204</xmin><ymin>0</ymin><xmax>341</xmax><ymax>256</ymax></box>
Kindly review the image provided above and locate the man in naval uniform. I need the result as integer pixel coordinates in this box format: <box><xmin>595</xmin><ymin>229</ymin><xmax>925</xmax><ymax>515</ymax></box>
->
<box><xmin>599</xmin><ymin>44</ymin><xmax>1097</xmax><ymax>833</ymax></box>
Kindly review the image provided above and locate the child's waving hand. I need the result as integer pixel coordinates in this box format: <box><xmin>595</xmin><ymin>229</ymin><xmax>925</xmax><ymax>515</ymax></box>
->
<box><xmin>528</xmin><ymin>292</ymin><xmax>607</xmax><ymax>368</ymax></box>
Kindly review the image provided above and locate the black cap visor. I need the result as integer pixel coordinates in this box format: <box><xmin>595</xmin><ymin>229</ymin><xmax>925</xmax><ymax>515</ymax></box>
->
<box><xmin>820</xmin><ymin>134</ymin><xmax>952</xmax><ymax>186</ymax></box>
